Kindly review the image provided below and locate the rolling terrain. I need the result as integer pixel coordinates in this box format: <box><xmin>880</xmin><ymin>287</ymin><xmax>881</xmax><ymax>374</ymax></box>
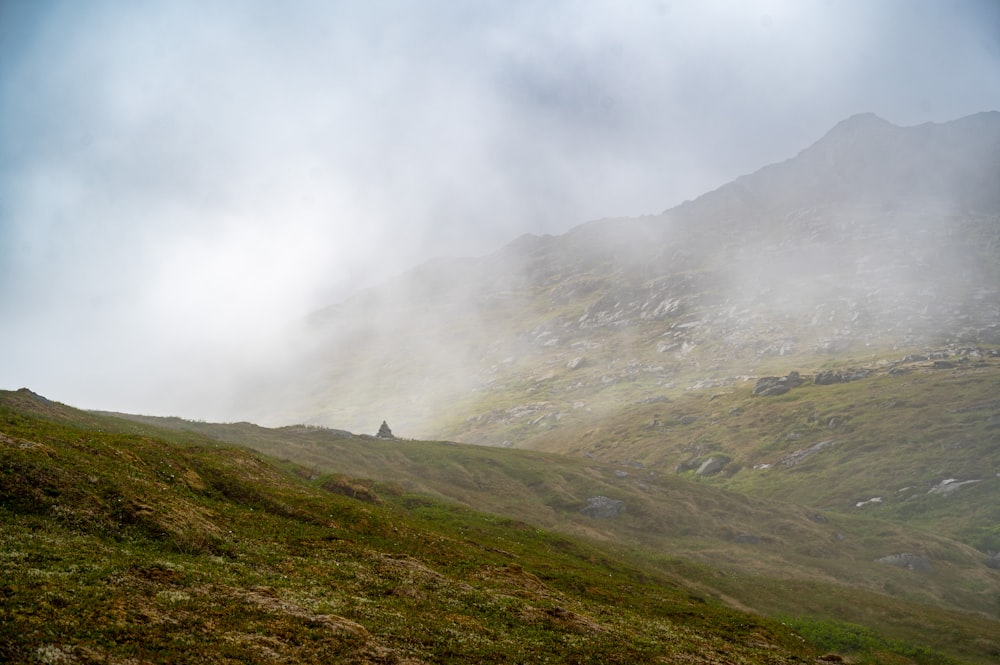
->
<box><xmin>4</xmin><ymin>112</ymin><xmax>999</xmax><ymax>663</ymax></box>
<box><xmin>3</xmin><ymin>387</ymin><xmax>999</xmax><ymax>663</ymax></box>
<box><xmin>0</xmin><ymin>388</ymin><xmax>878</xmax><ymax>664</ymax></box>
<box><xmin>103</xmin><ymin>356</ymin><xmax>1000</xmax><ymax>664</ymax></box>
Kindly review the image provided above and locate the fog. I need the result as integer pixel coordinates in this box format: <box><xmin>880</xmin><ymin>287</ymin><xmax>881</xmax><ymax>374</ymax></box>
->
<box><xmin>2</xmin><ymin>0</ymin><xmax>999</xmax><ymax>421</ymax></box>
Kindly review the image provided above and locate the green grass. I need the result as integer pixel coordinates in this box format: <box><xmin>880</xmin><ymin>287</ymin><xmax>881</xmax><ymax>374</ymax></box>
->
<box><xmin>3</xmin><ymin>393</ymin><xmax>836</xmax><ymax>663</ymax></box>
<box><xmin>76</xmin><ymin>385</ymin><xmax>1000</xmax><ymax>663</ymax></box>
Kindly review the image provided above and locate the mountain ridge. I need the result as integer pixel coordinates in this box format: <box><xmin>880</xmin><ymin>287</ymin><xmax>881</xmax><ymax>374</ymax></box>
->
<box><xmin>244</xmin><ymin>111</ymin><xmax>1000</xmax><ymax>440</ymax></box>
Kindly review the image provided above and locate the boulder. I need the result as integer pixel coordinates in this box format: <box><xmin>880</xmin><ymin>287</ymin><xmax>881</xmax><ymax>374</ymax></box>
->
<box><xmin>752</xmin><ymin>372</ymin><xmax>802</xmax><ymax>396</ymax></box>
<box><xmin>675</xmin><ymin>458</ymin><xmax>701</xmax><ymax>474</ymax></box>
<box><xmin>695</xmin><ymin>456</ymin><xmax>730</xmax><ymax>476</ymax></box>
<box><xmin>815</xmin><ymin>369</ymin><xmax>870</xmax><ymax>385</ymax></box>
<box><xmin>780</xmin><ymin>439</ymin><xmax>835</xmax><ymax>467</ymax></box>
<box><xmin>814</xmin><ymin>370</ymin><xmax>844</xmax><ymax>385</ymax></box>
<box><xmin>875</xmin><ymin>552</ymin><xmax>932</xmax><ymax>572</ymax></box>
<box><xmin>987</xmin><ymin>552</ymin><xmax>1000</xmax><ymax>570</ymax></box>
<box><xmin>581</xmin><ymin>496</ymin><xmax>625</xmax><ymax>519</ymax></box>
<box><xmin>752</xmin><ymin>378</ymin><xmax>789</xmax><ymax>397</ymax></box>
<box><xmin>928</xmin><ymin>478</ymin><xmax>981</xmax><ymax>496</ymax></box>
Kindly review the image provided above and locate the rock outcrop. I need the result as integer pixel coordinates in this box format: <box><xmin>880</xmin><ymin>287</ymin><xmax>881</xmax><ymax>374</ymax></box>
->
<box><xmin>752</xmin><ymin>372</ymin><xmax>803</xmax><ymax>397</ymax></box>
<box><xmin>928</xmin><ymin>478</ymin><xmax>981</xmax><ymax>496</ymax></box>
<box><xmin>781</xmin><ymin>439</ymin><xmax>836</xmax><ymax>468</ymax></box>
<box><xmin>875</xmin><ymin>552</ymin><xmax>932</xmax><ymax>572</ymax></box>
<box><xmin>695</xmin><ymin>456</ymin><xmax>730</xmax><ymax>476</ymax></box>
<box><xmin>814</xmin><ymin>369</ymin><xmax>869</xmax><ymax>385</ymax></box>
<box><xmin>581</xmin><ymin>496</ymin><xmax>625</xmax><ymax>519</ymax></box>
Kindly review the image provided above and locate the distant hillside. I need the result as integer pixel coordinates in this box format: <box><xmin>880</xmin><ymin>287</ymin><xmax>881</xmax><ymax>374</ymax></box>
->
<box><xmin>238</xmin><ymin>112</ymin><xmax>1000</xmax><ymax>441</ymax></box>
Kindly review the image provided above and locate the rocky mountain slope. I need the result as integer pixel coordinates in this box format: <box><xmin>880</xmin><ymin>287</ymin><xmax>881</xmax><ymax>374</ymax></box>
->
<box><xmin>243</xmin><ymin>112</ymin><xmax>1000</xmax><ymax>442</ymax></box>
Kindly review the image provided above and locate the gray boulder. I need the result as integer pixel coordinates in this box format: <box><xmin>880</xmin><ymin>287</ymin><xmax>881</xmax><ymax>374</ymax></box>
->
<box><xmin>814</xmin><ymin>369</ymin><xmax>870</xmax><ymax>385</ymax></box>
<box><xmin>696</xmin><ymin>456</ymin><xmax>730</xmax><ymax>476</ymax></box>
<box><xmin>814</xmin><ymin>370</ymin><xmax>844</xmax><ymax>385</ymax></box>
<box><xmin>752</xmin><ymin>372</ymin><xmax>802</xmax><ymax>397</ymax></box>
<box><xmin>581</xmin><ymin>496</ymin><xmax>625</xmax><ymax>519</ymax></box>
<box><xmin>675</xmin><ymin>458</ymin><xmax>701</xmax><ymax>474</ymax></box>
<box><xmin>875</xmin><ymin>553</ymin><xmax>932</xmax><ymax>572</ymax></box>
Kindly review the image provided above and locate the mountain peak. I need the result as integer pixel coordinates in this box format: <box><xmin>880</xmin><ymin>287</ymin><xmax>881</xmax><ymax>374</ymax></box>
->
<box><xmin>829</xmin><ymin>111</ymin><xmax>893</xmax><ymax>131</ymax></box>
<box><xmin>806</xmin><ymin>112</ymin><xmax>898</xmax><ymax>153</ymax></box>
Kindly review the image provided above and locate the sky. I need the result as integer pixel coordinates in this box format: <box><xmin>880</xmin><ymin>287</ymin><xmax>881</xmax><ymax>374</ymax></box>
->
<box><xmin>1</xmin><ymin>0</ymin><xmax>999</xmax><ymax>419</ymax></box>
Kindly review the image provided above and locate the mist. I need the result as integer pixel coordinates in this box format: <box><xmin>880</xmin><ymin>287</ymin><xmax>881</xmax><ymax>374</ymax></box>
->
<box><xmin>2</xmin><ymin>0</ymin><xmax>999</xmax><ymax>422</ymax></box>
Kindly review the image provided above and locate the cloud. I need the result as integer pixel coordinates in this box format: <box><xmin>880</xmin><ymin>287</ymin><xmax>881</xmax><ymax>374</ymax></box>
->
<box><xmin>1</xmin><ymin>0</ymin><xmax>998</xmax><ymax>419</ymax></box>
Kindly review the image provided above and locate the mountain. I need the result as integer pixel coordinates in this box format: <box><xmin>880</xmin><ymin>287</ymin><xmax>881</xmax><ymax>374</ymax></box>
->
<box><xmin>241</xmin><ymin>112</ymin><xmax>1000</xmax><ymax>440</ymax></box>
<box><xmin>5</xmin><ymin>112</ymin><xmax>999</xmax><ymax>664</ymax></box>
<box><xmin>5</xmin><ymin>388</ymin><xmax>998</xmax><ymax>664</ymax></box>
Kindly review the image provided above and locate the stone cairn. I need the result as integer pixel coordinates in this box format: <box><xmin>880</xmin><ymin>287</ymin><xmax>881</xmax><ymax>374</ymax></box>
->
<box><xmin>376</xmin><ymin>421</ymin><xmax>395</xmax><ymax>440</ymax></box>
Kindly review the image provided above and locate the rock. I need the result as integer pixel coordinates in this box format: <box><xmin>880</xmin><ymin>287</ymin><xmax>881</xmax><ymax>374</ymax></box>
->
<box><xmin>675</xmin><ymin>458</ymin><xmax>701</xmax><ymax>474</ymax></box>
<box><xmin>780</xmin><ymin>439</ymin><xmax>835</xmax><ymax>467</ymax></box>
<box><xmin>581</xmin><ymin>496</ymin><xmax>625</xmax><ymax>519</ymax></box>
<box><xmin>928</xmin><ymin>478</ymin><xmax>981</xmax><ymax>495</ymax></box>
<box><xmin>933</xmin><ymin>360</ymin><xmax>956</xmax><ymax>369</ymax></box>
<box><xmin>696</xmin><ymin>456</ymin><xmax>730</xmax><ymax>476</ymax></box>
<box><xmin>753</xmin><ymin>379</ymin><xmax>789</xmax><ymax>397</ymax></box>
<box><xmin>752</xmin><ymin>372</ymin><xmax>802</xmax><ymax>396</ymax></box>
<box><xmin>677</xmin><ymin>415</ymin><xmax>699</xmax><ymax>425</ymax></box>
<box><xmin>814</xmin><ymin>368</ymin><xmax>870</xmax><ymax>385</ymax></box>
<box><xmin>814</xmin><ymin>370</ymin><xmax>844</xmax><ymax>385</ymax></box>
<box><xmin>376</xmin><ymin>421</ymin><xmax>396</xmax><ymax>439</ymax></box>
<box><xmin>566</xmin><ymin>356</ymin><xmax>587</xmax><ymax>370</ymax></box>
<box><xmin>875</xmin><ymin>552</ymin><xmax>932</xmax><ymax>572</ymax></box>
<box><xmin>987</xmin><ymin>552</ymin><xmax>1000</xmax><ymax>569</ymax></box>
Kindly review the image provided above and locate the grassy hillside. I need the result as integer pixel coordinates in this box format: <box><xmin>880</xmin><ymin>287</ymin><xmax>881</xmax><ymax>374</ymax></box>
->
<box><xmin>2</xmin><ymin>388</ymin><xmax>845</xmax><ymax>664</ymax></box>
<box><xmin>93</xmin><ymin>391</ymin><xmax>1000</xmax><ymax>662</ymax></box>
<box><xmin>510</xmin><ymin>351</ymin><xmax>1000</xmax><ymax>550</ymax></box>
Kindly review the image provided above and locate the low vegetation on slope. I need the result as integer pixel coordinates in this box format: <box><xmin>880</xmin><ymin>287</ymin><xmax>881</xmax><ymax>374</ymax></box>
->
<box><xmin>1</xmin><ymin>389</ymin><xmax>847</xmax><ymax>664</ymax></box>
<box><xmin>515</xmin><ymin>351</ymin><xmax>1000</xmax><ymax>552</ymax></box>
<box><xmin>95</xmin><ymin>390</ymin><xmax>1000</xmax><ymax>663</ymax></box>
